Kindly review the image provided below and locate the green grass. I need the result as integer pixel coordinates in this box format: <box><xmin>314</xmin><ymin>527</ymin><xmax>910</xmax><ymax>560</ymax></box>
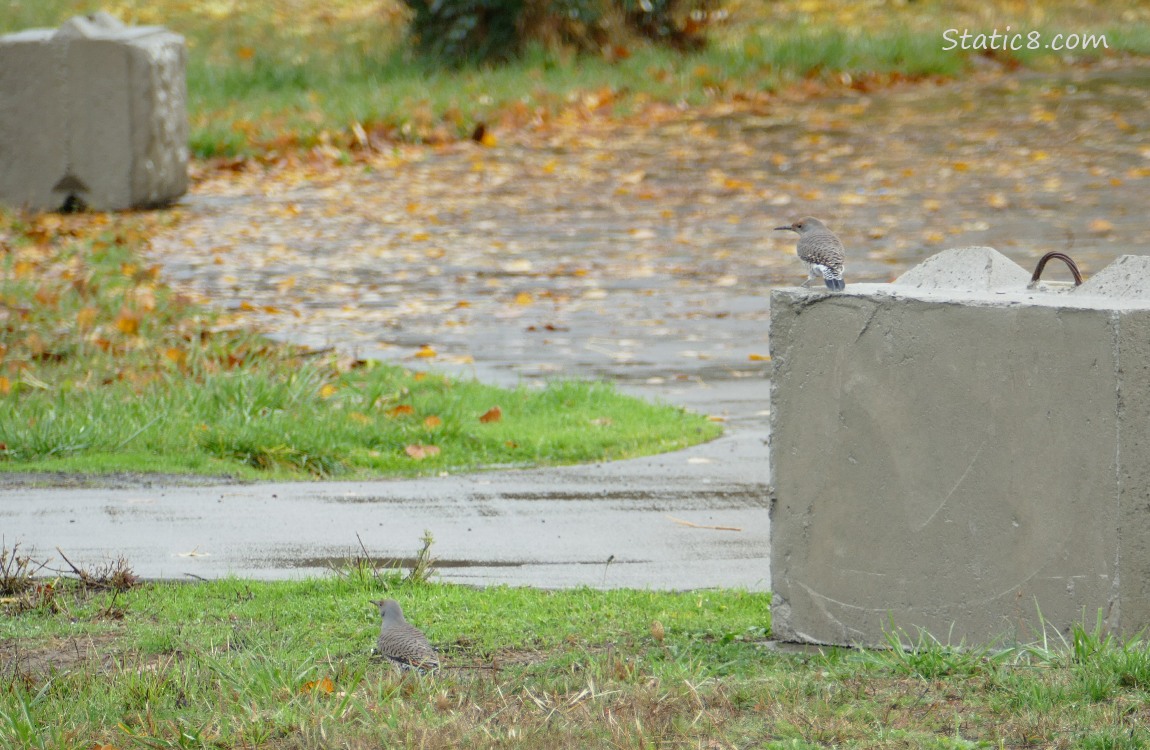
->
<box><xmin>2</xmin><ymin>572</ymin><xmax>771</xmax><ymax>749</ymax></box>
<box><xmin>0</xmin><ymin>364</ymin><xmax>717</xmax><ymax>479</ymax></box>
<box><xmin>4</xmin><ymin>1</ymin><xmax>1148</xmax><ymax>157</ymax></box>
<box><xmin>0</xmin><ymin>211</ymin><xmax>719</xmax><ymax>480</ymax></box>
<box><xmin>6</xmin><ymin>569</ymin><xmax>1150</xmax><ymax>748</ymax></box>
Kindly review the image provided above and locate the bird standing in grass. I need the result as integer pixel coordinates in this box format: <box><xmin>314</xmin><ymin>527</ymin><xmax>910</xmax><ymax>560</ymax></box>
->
<box><xmin>774</xmin><ymin>217</ymin><xmax>846</xmax><ymax>291</ymax></box>
<box><xmin>373</xmin><ymin>599</ymin><xmax>439</xmax><ymax>673</ymax></box>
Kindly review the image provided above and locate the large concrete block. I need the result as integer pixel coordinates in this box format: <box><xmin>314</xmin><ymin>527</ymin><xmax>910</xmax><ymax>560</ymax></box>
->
<box><xmin>770</xmin><ymin>248</ymin><xmax>1150</xmax><ymax>647</ymax></box>
<box><xmin>0</xmin><ymin>12</ymin><xmax>187</xmax><ymax>212</ymax></box>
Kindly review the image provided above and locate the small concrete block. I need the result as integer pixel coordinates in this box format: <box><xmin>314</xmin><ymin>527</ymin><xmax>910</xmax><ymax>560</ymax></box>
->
<box><xmin>0</xmin><ymin>13</ymin><xmax>187</xmax><ymax>212</ymax></box>
<box><xmin>0</xmin><ymin>29</ymin><xmax>65</xmax><ymax>210</ymax></box>
<box><xmin>1074</xmin><ymin>255</ymin><xmax>1150</xmax><ymax>300</ymax></box>
<box><xmin>892</xmin><ymin>246</ymin><xmax>1031</xmax><ymax>292</ymax></box>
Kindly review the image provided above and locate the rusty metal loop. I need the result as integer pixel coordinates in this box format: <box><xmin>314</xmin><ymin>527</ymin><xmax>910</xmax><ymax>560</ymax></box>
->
<box><xmin>1031</xmin><ymin>252</ymin><xmax>1083</xmax><ymax>286</ymax></box>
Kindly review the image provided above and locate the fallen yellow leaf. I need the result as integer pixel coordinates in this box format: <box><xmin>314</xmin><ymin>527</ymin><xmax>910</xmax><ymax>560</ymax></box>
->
<box><xmin>479</xmin><ymin>406</ymin><xmax>503</xmax><ymax>423</ymax></box>
<box><xmin>76</xmin><ymin>306</ymin><xmax>99</xmax><ymax>330</ymax></box>
<box><xmin>115</xmin><ymin>309</ymin><xmax>139</xmax><ymax>335</ymax></box>
<box><xmin>319</xmin><ymin>384</ymin><xmax>338</xmax><ymax>399</ymax></box>
<box><xmin>414</xmin><ymin>345</ymin><xmax>437</xmax><ymax>359</ymax></box>
<box><xmin>424</xmin><ymin>415</ymin><xmax>442</xmax><ymax>428</ymax></box>
<box><xmin>301</xmin><ymin>677</ymin><xmax>334</xmax><ymax>695</ymax></box>
<box><xmin>405</xmin><ymin>444</ymin><xmax>441</xmax><ymax>460</ymax></box>
<box><xmin>748</xmin><ymin>353</ymin><xmax>771</xmax><ymax>361</ymax></box>
<box><xmin>387</xmin><ymin>404</ymin><xmax>415</xmax><ymax>418</ymax></box>
<box><xmin>33</xmin><ymin>286</ymin><xmax>57</xmax><ymax>306</ymax></box>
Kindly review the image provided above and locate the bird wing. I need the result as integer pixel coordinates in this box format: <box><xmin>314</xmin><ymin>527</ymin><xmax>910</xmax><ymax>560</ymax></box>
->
<box><xmin>378</xmin><ymin>625</ymin><xmax>439</xmax><ymax>672</ymax></box>
<box><xmin>803</xmin><ymin>234</ymin><xmax>845</xmax><ymax>270</ymax></box>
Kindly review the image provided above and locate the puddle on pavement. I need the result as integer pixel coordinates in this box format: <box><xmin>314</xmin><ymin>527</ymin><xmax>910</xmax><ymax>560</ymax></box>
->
<box><xmin>284</xmin><ymin>556</ymin><xmax>525</xmax><ymax>569</ymax></box>
<box><xmin>496</xmin><ymin>486</ymin><xmax>766</xmax><ymax>503</ymax></box>
<box><xmin>312</xmin><ymin>484</ymin><xmax>767</xmax><ymax>505</ymax></box>
<box><xmin>281</xmin><ymin>556</ymin><xmax>652</xmax><ymax>569</ymax></box>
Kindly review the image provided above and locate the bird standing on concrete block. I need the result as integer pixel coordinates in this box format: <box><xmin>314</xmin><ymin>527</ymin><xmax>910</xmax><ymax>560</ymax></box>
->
<box><xmin>372</xmin><ymin>599</ymin><xmax>439</xmax><ymax>673</ymax></box>
<box><xmin>774</xmin><ymin>217</ymin><xmax>846</xmax><ymax>291</ymax></box>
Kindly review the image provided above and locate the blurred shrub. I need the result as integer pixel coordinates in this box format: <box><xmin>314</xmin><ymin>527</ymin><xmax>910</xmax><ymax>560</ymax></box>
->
<box><xmin>403</xmin><ymin>0</ymin><xmax>526</xmax><ymax>64</ymax></box>
<box><xmin>401</xmin><ymin>0</ymin><xmax>722</xmax><ymax>65</ymax></box>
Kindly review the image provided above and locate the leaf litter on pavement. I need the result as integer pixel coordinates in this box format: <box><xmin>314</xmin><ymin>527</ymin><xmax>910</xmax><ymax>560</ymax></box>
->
<box><xmin>149</xmin><ymin>59</ymin><xmax>1150</xmax><ymax>387</ymax></box>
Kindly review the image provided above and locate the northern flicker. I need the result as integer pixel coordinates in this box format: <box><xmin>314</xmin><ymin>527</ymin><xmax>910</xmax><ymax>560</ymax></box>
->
<box><xmin>774</xmin><ymin>217</ymin><xmax>846</xmax><ymax>291</ymax></box>
<box><xmin>372</xmin><ymin>599</ymin><xmax>439</xmax><ymax>673</ymax></box>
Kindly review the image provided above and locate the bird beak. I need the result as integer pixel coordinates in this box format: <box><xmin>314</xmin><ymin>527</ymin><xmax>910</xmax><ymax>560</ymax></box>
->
<box><xmin>774</xmin><ymin>225</ymin><xmax>794</xmax><ymax>232</ymax></box>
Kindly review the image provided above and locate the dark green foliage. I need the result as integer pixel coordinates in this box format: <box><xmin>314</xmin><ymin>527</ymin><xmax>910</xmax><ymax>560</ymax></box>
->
<box><xmin>400</xmin><ymin>0</ymin><xmax>721</xmax><ymax>66</ymax></box>
<box><xmin>403</xmin><ymin>0</ymin><xmax>527</xmax><ymax>65</ymax></box>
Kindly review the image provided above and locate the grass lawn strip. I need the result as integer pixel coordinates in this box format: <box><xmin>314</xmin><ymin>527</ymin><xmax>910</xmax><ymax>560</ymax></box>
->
<box><xmin>3</xmin><ymin>569</ymin><xmax>1150</xmax><ymax>748</ymax></box>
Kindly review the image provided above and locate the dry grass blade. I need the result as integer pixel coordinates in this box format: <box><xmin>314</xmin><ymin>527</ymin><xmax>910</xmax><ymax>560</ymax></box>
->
<box><xmin>665</xmin><ymin>516</ymin><xmax>742</xmax><ymax>532</ymax></box>
<box><xmin>0</xmin><ymin>539</ymin><xmax>49</xmax><ymax>596</ymax></box>
<box><xmin>54</xmin><ymin>547</ymin><xmax>139</xmax><ymax>591</ymax></box>
<box><xmin>404</xmin><ymin>529</ymin><xmax>437</xmax><ymax>584</ymax></box>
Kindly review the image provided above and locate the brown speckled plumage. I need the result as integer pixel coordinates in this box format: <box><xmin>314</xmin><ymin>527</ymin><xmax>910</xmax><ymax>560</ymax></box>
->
<box><xmin>372</xmin><ymin>599</ymin><xmax>439</xmax><ymax>673</ymax></box>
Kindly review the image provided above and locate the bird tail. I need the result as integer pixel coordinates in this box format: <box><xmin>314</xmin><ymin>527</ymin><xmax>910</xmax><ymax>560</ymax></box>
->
<box><xmin>823</xmin><ymin>277</ymin><xmax>846</xmax><ymax>292</ymax></box>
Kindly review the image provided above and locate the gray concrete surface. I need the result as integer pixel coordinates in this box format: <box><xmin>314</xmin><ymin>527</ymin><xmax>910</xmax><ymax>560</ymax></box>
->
<box><xmin>0</xmin><ymin>12</ymin><xmax>187</xmax><ymax>211</ymax></box>
<box><xmin>770</xmin><ymin>248</ymin><xmax>1150</xmax><ymax>646</ymax></box>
